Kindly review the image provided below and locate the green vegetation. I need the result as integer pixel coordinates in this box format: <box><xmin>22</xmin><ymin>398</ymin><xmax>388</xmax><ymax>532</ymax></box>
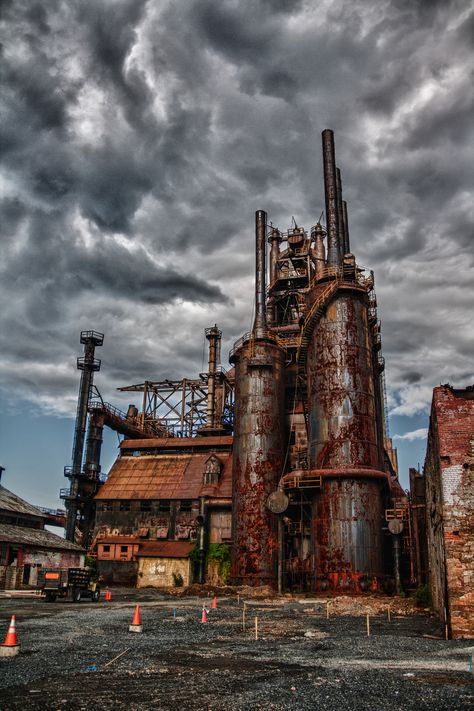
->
<box><xmin>189</xmin><ymin>543</ymin><xmax>231</xmax><ymax>584</ymax></box>
<box><xmin>413</xmin><ymin>584</ymin><xmax>432</xmax><ymax>608</ymax></box>
<box><xmin>84</xmin><ymin>555</ymin><xmax>98</xmax><ymax>582</ymax></box>
<box><xmin>207</xmin><ymin>543</ymin><xmax>231</xmax><ymax>584</ymax></box>
<box><xmin>172</xmin><ymin>572</ymin><xmax>184</xmax><ymax>587</ymax></box>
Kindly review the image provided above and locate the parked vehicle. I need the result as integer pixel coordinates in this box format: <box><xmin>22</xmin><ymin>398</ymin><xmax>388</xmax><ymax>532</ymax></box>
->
<box><xmin>37</xmin><ymin>568</ymin><xmax>100</xmax><ymax>602</ymax></box>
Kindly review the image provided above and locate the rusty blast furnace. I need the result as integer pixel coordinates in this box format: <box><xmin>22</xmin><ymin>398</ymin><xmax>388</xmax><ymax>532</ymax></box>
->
<box><xmin>231</xmin><ymin>130</ymin><xmax>398</xmax><ymax>591</ymax></box>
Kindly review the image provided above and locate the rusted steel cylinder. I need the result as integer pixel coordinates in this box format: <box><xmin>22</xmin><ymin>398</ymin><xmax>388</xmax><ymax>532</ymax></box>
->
<box><xmin>312</xmin><ymin>478</ymin><xmax>384</xmax><ymax>575</ymax></box>
<box><xmin>322</xmin><ymin>129</ymin><xmax>341</xmax><ymax>267</ymax></box>
<box><xmin>306</xmin><ymin>293</ymin><xmax>383</xmax><ymax>576</ymax></box>
<box><xmin>307</xmin><ymin>294</ymin><xmax>379</xmax><ymax>469</ymax></box>
<box><xmin>311</xmin><ymin>223</ymin><xmax>326</xmax><ymax>279</ymax></box>
<box><xmin>269</xmin><ymin>228</ymin><xmax>281</xmax><ymax>286</ymax></box>
<box><xmin>231</xmin><ymin>339</ymin><xmax>285</xmax><ymax>586</ymax></box>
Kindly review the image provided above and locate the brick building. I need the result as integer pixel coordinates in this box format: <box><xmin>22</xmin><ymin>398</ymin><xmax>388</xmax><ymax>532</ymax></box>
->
<box><xmin>0</xmin><ymin>483</ymin><xmax>84</xmax><ymax>589</ymax></box>
<box><xmin>424</xmin><ymin>385</ymin><xmax>474</xmax><ymax>638</ymax></box>
<box><xmin>93</xmin><ymin>436</ymin><xmax>232</xmax><ymax>586</ymax></box>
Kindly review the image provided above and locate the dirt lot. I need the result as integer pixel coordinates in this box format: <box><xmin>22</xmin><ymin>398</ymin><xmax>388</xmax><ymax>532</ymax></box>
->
<box><xmin>0</xmin><ymin>589</ymin><xmax>473</xmax><ymax>710</ymax></box>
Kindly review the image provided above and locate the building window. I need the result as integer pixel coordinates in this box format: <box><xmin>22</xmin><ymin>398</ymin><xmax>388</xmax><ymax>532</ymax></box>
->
<box><xmin>101</xmin><ymin>502</ymin><xmax>113</xmax><ymax>511</ymax></box>
<box><xmin>140</xmin><ymin>501</ymin><xmax>152</xmax><ymax>512</ymax></box>
<box><xmin>119</xmin><ymin>501</ymin><xmax>131</xmax><ymax>511</ymax></box>
<box><xmin>180</xmin><ymin>500</ymin><xmax>192</xmax><ymax>512</ymax></box>
<box><xmin>204</xmin><ymin>454</ymin><xmax>222</xmax><ymax>486</ymax></box>
<box><xmin>159</xmin><ymin>500</ymin><xmax>171</xmax><ymax>512</ymax></box>
<box><xmin>120</xmin><ymin>546</ymin><xmax>128</xmax><ymax>553</ymax></box>
<box><xmin>103</xmin><ymin>545</ymin><xmax>110</xmax><ymax>553</ymax></box>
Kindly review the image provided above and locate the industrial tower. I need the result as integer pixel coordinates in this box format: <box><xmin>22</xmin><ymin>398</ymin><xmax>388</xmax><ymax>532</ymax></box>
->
<box><xmin>231</xmin><ymin>130</ymin><xmax>397</xmax><ymax>592</ymax></box>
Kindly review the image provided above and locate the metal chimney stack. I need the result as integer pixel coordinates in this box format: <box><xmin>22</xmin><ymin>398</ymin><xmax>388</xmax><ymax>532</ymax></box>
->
<box><xmin>322</xmin><ymin>129</ymin><xmax>341</xmax><ymax>266</ymax></box>
<box><xmin>253</xmin><ymin>210</ymin><xmax>268</xmax><ymax>339</ymax></box>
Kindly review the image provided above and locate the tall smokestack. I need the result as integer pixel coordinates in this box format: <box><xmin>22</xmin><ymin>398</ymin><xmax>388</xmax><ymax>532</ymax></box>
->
<box><xmin>336</xmin><ymin>168</ymin><xmax>345</xmax><ymax>256</ymax></box>
<box><xmin>342</xmin><ymin>200</ymin><xmax>351</xmax><ymax>254</ymax></box>
<box><xmin>253</xmin><ymin>209</ymin><xmax>268</xmax><ymax>339</ymax></box>
<box><xmin>322</xmin><ymin>129</ymin><xmax>341</xmax><ymax>267</ymax></box>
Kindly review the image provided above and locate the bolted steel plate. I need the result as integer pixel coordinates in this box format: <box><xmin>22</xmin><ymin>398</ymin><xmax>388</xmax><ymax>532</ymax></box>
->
<box><xmin>266</xmin><ymin>490</ymin><xmax>289</xmax><ymax>514</ymax></box>
<box><xmin>388</xmin><ymin>519</ymin><xmax>404</xmax><ymax>535</ymax></box>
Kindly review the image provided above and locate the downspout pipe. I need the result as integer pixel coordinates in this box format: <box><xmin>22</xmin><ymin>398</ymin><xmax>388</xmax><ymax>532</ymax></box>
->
<box><xmin>322</xmin><ymin>129</ymin><xmax>341</xmax><ymax>267</ymax></box>
<box><xmin>197</xmin><ymin>496</ymin><xmax>207</xmax><ymax>584</ymax></box>
<box><xmin>253</xmin><ymin>210</ymin><xmax>268</xmax><ymax>339</ymax></box>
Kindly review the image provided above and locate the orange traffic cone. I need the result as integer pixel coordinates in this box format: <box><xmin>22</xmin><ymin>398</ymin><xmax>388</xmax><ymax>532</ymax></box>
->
<box><xmin>105</xmin><ymin>590</ymin><xmax>112</xmax><ymax>601</ymax></box>
<box><xmin>201</xmin><ymin>607</ymin><xmax>207</xmax><ymax>624</ymax></box>
<box><xmin>129</xmin><ymin>605</ymin><xmax>142</xmax><ymax>633</ymax></box>
<box><xmin>0</xmin><ymin>615</ymin><xmax>20</xmax><ymax>657</ymax></box>
<box><xmin>211</xmin><ymin>596</ymin><xmax>217</xmax><ymax>610</ymax></box>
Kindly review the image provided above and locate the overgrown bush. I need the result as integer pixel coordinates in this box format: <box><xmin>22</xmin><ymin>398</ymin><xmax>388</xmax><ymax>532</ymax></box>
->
<box><xmin>413</xmin><ymin>584</ymin><xmax>432</xmax><ymax>608</ymax></box>
<box><xmin>207</xmin><ymin>543</ymin><xmax>231</xmax><ymax>584</ymax></box>
<box><xmin>172</xmin><ymin>572</ymin><xmax>184</xmax><ymax>587</ymax></box>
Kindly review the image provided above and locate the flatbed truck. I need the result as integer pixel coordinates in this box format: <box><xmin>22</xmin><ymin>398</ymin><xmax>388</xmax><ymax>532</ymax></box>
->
<box><xmin>37</xmin><ymin>568</ymin><xmax>100</xmax><ymax>602</ymax></box>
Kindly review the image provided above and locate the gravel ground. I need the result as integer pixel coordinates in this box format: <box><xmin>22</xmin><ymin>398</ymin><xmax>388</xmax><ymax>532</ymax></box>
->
<box><xmin>0</xmin><ymin>590</ymin><xmax>473</xmax><ymax>711</ymax></box>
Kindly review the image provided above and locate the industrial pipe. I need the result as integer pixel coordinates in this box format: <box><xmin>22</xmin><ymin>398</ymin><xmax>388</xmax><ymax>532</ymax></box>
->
<box><xmin>311</xmin><ymin>223</ymin><xmax>326</xmax><ymax>279</ymax></box>
<box><xmin>322</xmin><ymin>129</ymin><xmax>341</xmax><ymax>267</ymax></box>
<box><xmin>205</xmin><ymin>325</ymin><xmax>221</xmax><ymax>429</ymax></box>
<box><xmin>342</xmin><ymin>200</ymin><xmax>351</xmax><ymax>254</ymax></box>
<box><xmin>336</xmin><ymin>168</ymin><xmax>346</xmax><ymax>256</ymax></box>
<box><xmin>197</xmin><ymin>496</ymin><xmax>207</xmax><ymax>584</ymax></box>
<box><xmin>253</xmin><ymin>210</ymin><xmax>268</xmax><ymax>339</ymax></box>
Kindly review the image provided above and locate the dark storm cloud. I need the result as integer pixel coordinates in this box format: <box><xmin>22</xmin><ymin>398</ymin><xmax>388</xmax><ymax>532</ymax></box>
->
<box><xmin>0</xmin><ymin>0</ymin><xmax>472</xmax><ymax>438</ymax></box>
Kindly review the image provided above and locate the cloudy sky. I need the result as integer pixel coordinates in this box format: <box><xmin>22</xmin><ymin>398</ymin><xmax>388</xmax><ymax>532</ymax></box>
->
<box><xmin>0</xmin><ymin>0</ymin><xmax>473</xmax><ymax>508</ymax></box>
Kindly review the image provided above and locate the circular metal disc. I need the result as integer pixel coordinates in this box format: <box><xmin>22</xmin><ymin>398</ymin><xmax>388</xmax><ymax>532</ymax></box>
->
<box><xmin>388</xmin><ymin>519</ymin><xmax>404</xmax><ymax>535</ymax></box>
<box><xmin>266</xmin><ymin>490</ymin><xmax>289</xmax><ymax>514</ymax></box>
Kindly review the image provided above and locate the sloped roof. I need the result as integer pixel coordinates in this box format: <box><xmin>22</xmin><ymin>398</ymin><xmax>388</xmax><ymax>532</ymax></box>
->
<box><xmin>0</xmin><ymin>523</ymin><xmax>84</xmax><ymax>552</ymax></box>
<box><xmin>0</xmin><ymin>485</ymin><xmax>45</xmax><ymax>518</ymax></box>
<box><xmin>136</xmin><ymin>540</ymin><xmax>194</xmax><ymax>558</ymax></box>
<box><xmin>96</xmin><ymin>451</ymin><xmax>232</xmax><ymax>500</ymax></box>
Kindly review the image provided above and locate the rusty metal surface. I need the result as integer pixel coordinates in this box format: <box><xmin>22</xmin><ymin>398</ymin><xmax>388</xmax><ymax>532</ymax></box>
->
<box><xmin>312</xmin><ymin>478</ymin><xmax>384</xmax><ymax>576</ymax></box>
<box><xmin>322</xmin><ymin>129</ymin><xmax>341</xmax><ymax>266</ymax></box>
<box><xmin>307</xmin><ymin>294</ymin><xmax>379</xmax><ymax>470</ymax></box>
<box><xmin>119</xmin><ymin>436</ymin><xmax>233</xmax><ymax>450</ymax></box>
<box><xmin>231</xmin><ymin>339</ymin><xmax>285</xmax><ymax>585</ymax></box>
<box><xmin>135</xmin><ymin>541</ymin><xmax>194</xmax><ymax>558</ymax></box>
<box><xmin>96</xmin><ymin>451</ymin><xmax>232</xmax><ymax>500</ymax></box>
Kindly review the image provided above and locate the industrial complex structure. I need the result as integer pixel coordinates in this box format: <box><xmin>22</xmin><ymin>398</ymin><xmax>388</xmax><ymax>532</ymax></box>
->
<box><xmin>54</xmin><ymin>130</ymin><xmax>473</xmax><ymax>636</ymax></box>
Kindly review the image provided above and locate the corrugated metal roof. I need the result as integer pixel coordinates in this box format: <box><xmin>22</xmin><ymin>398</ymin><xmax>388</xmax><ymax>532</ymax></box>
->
<box><xmin>136</xmin><ymin>541</ymin><xmax>194</xmax><ymax>558</ymax></box>
<box><xmin>0</xmin><ymin>523</ymin><xmax>84</xmax><ymax>551</ymax></box>
<box><xmin>96</xmin><ymin>451</ymin><xmax>232</xmax><ymax>500</ymax></box>
<box><xmin>120</xmin><ymin>436</ymin><xmax>233</xmax><ymax>450</ymax></box>
<box><xmin>0</xmin><ymin>485</ymin><xmax>45</xmax><ymax>518</ymax></box>
<box><xmin>96</xmin><ymin>536</ymin><xmax>141</xmax><ymax>544</ymax></box>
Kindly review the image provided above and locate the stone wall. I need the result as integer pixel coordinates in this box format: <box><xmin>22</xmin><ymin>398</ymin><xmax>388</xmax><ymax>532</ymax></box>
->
<box><xmin>424</xmin><ymin>385</ymin><xmax>474</xmax><ymax>638</ymax></box>
<box><xmin>137</xmin><ymin>557</ymin><xmax>191</xmax><ymax>588</ymax></box>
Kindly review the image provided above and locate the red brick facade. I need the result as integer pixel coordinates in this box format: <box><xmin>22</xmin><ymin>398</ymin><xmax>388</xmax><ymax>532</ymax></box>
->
<box><xmin>424</xmin><ymin>385</ymin><xmax>474</xmax><ymax>638</ymax></box>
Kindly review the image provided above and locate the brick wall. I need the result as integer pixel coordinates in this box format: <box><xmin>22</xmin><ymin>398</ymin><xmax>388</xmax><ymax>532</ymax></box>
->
<box><xmin>424</xmin><ymin>385</ymin><xmax>474</xmax><ymax>638</ymax></box>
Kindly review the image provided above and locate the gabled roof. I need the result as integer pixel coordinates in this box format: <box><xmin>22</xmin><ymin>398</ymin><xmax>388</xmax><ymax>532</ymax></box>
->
<box><xmin>96</xmin><ymin>450</ymin><xmax>232</xmax><ymax>500</ymax></box>
<box><xmin>0</xmin><ymin>523</ymin><xmax>84</xmax><ymax>552</ymax></box>
<box><xmin>0</xmin><ymin>485</ymin><xmax>45</xmax><ymax>519</ymax></box>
